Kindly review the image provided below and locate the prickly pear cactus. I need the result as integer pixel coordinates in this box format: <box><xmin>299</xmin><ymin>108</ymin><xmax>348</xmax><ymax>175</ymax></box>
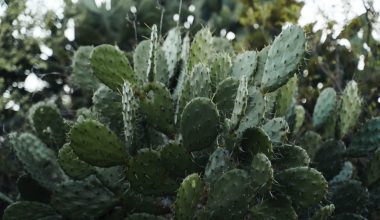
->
<box><xmin>4</xmin><ymin>25</ymin><xmax>334</xmax><ymax>220</ymax></box>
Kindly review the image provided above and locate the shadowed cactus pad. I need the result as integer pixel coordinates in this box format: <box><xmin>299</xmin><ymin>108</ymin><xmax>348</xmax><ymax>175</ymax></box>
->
<box><xmin>51</xmin><ymin>176</ymin><xmax>118</xmax><ymax>219</ymax></box>
<box><xmin>57</xmin><ymin>143</ymin><xmax>94</xmax><ymax>180</ymax></box>
<box><xmin>251</xmin><ymin>197</ymin><xmax>297</xmax><ymax>220</ymax></box>
<box><xmin>140</xmin><ymin>82</ymin><xmax>175</xmax><ymax>135</ymax></box>
<box><xmin>181</xmin><ymin>97</ymin><xmax>219</xmax><ymax>152</ymax></box>
<box><xmin>276</xmin><ymin>167</ymin><xmax>328</xmax><ymax>207</ymax></box>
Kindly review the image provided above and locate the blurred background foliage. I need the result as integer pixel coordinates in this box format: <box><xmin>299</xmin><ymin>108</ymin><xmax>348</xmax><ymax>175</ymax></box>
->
<box><xmin>0</xmin><ymin>0</ymin><xmax>379</xmax><ymax>215</ymax></box>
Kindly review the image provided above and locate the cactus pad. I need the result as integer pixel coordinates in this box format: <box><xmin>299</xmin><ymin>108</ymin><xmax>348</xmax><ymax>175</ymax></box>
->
<box><xmin>28</xmin><ymin>102</ymin><xmax>66</xmax><ymax>150</ymax></box>
<box><xmin>337</xmin><ymin>80</ymin><xmax>362</xmax><ymax>138</ymax></box>
<box><xmin>69</xmin><ymin>119</ymin><xmax>127</xmax><ymax>167</ymax></box>
<box><xmin>250</xmin><ymin>153</ymin><xmax>273</xmax><ymax>187</ymax></box>
<box><xmin>162</xmin><ymin>28</ymin><xmax>182</xmax><ymax>80</ymax></box>
<box><xmin>205</xmin><ymin>148</ymin><xmax>235</xmax><ymax>183</ymax></box>
<box><xmin>174</xmin><ymin>173</ymin><xmax>205</xmax><ymax>220</ymax></box>
<box><xmin>140</xmin><ymin>82</ymin><xmax>175</xmax><ymax>135</ymax></box>
<box><xmin>272</xmin><ymin>144</ymin><xmax>310</xmax><ymax>170</ymax></box>
<box><xmin>231</xmin><ymin>51</ymin><xmax>257</xmax><ymax>82</ymax></box>
<box><xmin>209</xmin><ymin>53</ymin><xmax>232</xmax><ymax>91</ymax></box>
<box><xmin>51</xmin><ymin>176</ymin><xmax>118</xmax><ymax>219</ymax></box>
<box><xmin>346</xmin><ymin>117</ymin><xmax>380</xmax><ymax>156</ymax></box>
<box><xmin>212</xmin><ymin>77</ymin><xmax>239</xmax><ymax>119</ymax></box>
<box><xmin>238</xmin><ymin>86</ymin><xmax>266</xmax><ymax>133</ymax></box>
<box><xmin>57</xmin><ymin>143</ymin><xmax>94</xmax><ymax>180</ymax></box>
<box><xmin>312</xmin><ymin>87</ymin><xmax>337</xmax><ymax>130</ymax></box>
<box><xmin>126</xmin><ymin>149</ymin><xmax>177</xmax><ymax>195</ymax></box>
<box><xmin>238</xmin><ymin>127</ymin><xmax>273</xmax><ymax>163</ymax></box>
<box><xmin>276</xmin><ymin>167</ymin><xmax>328</xmax><ymax>207</ymax></box>
<box><xmin>262</xmin><ymin>117</ymin><xmax>289</xmax><ymax>143</ymax></box>
<box><xmin>10</xmin><ymin>133</ymin><xmax>67</xmax><ymax>189</ymax></box>
<box><xmin>206</xmin><ymin>169</ymin><xmax>253</xmax><ymax>219</ymax></box>
<box><xmin>90</xmin><ymin>44</ymin><xmax>135</xmax><ymax>91</ymax></box>
<box><xmin>181</xmin><ymin>98</ymin><xmax>219</xmax><ymax>152</ymax></box>
<box><xmin>261</xmin><ymin>25</ymin><xmax>305</xmax><ymax>92</ymax></box>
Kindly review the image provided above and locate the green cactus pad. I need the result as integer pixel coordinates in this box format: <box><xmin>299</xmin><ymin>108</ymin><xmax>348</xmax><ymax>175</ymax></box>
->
<box><xmin>69</xmin><ymin>119</ymin><xmax>127</xmax><ymax>167</ymax></box>
<box><xmin>189</xmin><ymin>63</ymin><xmax>212</xmax><ymax>98</ymax></box>
<box><xmin>238</xmin><ymin>86</ymin><xmax>266</xmax><ymax>134</ymax></box>
<box><xmin>250</xmin><ymin>153</ymin><xmax>273</xmax><ymax>187</ymax></box>
<box><xmin>51</xmin><ymin>176</ymin><xmax>118</xmax><ymax>219</ymax></box>
<box><xmin>181</xmin><ymin>98</ymin><xmax>219</xmax><ymax>152</ymax></box>
<box><xmin>314</xmin><ymin>140</ymin><xmax>346</xmax><ymax>180</ymax></box>
<box><xmin>58</xmin><ymin>143</ymin><xmax>94</xmax><ymax>180</ymax></box>
<box><xmin>205</xmin><ymin>148</ymin><xmax>235</xmax><ymax>183</ymax></box>
<box><xmin>300</xmin><ymin>130</ymin><xmax>322</xmax><ymax>160</ymax></box>
<box><xmin>231</xmin><ymin>51</ymin><xmax>257</xmax><ymax>82</ymax></box>
<box><xmin>253</xmin><ymin>45</ymin><xmax>270</xmax><ymax>86</ymax></box>
<box><xmin>140</xmin><ymin>82</ymin><xmax>175</xmax><ymax>135</ymax></box>
<box><xmin>174</xmin><ymin>173</ymin><xmax>205</xmax><ymax>220</ymax></box>
<box><xmin>188</xmin><ymin>28</ymin><xmax>214</xmax><ymax>71</ymax></box>
<box><xmin>126</xmin><ymin>213</ymin><xmax>166</xmax><ymax>220</ymax></box>
<box><xmin>163</xmin><ymin>28</ymin><xmax>182</xmax><ymax>80</ymax></box>
<box><xmin>160</xmin><ymin>142</ymin><xmax>197</xmax><ymax>177</ymax></box>
<box><xmin>154</xmin><ymin>48</ymin><xmax>169</xmax><ymax>85</ymax></box>
<box><xmin>337</xmin><ymin>81</ymin><xmax>362</xmax><ymax>138</ymax></box>
<box><xmin>17</xmin><ymin>174</ymin><xmax>51</xmax><ymax>203</ymax></box>
<box><xmin>275</xmin><ymin>75</ymin><xmax>298</xmax><ymax>117</ymax></box>
<box><xmin>272</xmin><ymin>144</ymin><xmax>310</xmax><ymax>170</ymax></box>
<box><xmin>90</xmin><ymin>44</ymin><xmax>135</xmax><ymax>91</ymax></box>
<box><xmin>251</xmin><ymin>196</ymin><xmax>297</xmax><ymax>220</ymax></box>
<box><xmin>276</xmin><ymin>167</ymin><xmax>328</xmax><ymax>207</ymax></box>
<box><xmin>346</xmin><ymin>117</ymin><xmax>380</xmax><ymax>156</ymax></box>
<box><xmin>230</xmin><ymin>76</ymin><xmax>248</xmax><ymax>130</ymax></box>
<box><xmin>261</xmin><ymin>25</ymin><xmax>305</xmax><ymax>92</ymax></box>
<box><xmin>126</xmin><ymin>149</ymin><xmax>177</xmax><ymax>195</ymax></box>
<box><xmin>238</xmin><ymin>127</ymin><xmax>273</xmax><ymax>163</ymax></box>
<box><xmin>206</xmin><ymin>169</ymin><xmax>253</xmax><ymax>219</ymax></box>
<box><xmin>209</xmin><ymin>53</ymin><xmax>232</xmax><ymax>91</ymax></box>
<box><xmin>262</xmin><ymin>117</ymin><xmax>289</xmax><ymax>143</ymax></box>
<box><xmin>28</xmin><ymin>102</ymin><xmax>66</xmax><ymax>150</ymax></box>
<box><xmin>10</xmin><ymin>133</ymin><xmax>67</xmax><ymax>189</ymax></box>
<box><xmin>329</xmin><ymin>180</ymin><xmax>369</xmax><ymax>215</ymax></box>
<box><xmin>212</xmin><ymin>77</ymin><xmax>239</xmax><ymax>119</ymax></box>
<box><xmin>366</xmin><ymin>148</ymin><xmax>380</xmax><ymax>187</ymax></box>
<box><xmin>312</xmin><ymin>87</ymin><xmax>337</xmax><ymax>129</ymax></box>
<box><xmin>3</xmin><ymin>201</ymin><xmax>61</xmax><ymax>220</ymax></box>
<box><xmin>133</xmin><ymin>40</ymin><xmax>151</xmax><ymax>83</ymax></box>
<box><xmin>92</xmin><ymin>85</ymin><xmax>123</xmax><ymax>135</ymax></box>
<box><xmin>311</xmin><ymin>204</ymin><xmax>335</xmax><ymax>220</ymax></box>
<box><xmin>71</xmin><ymin>46</ymin><xmax>99</xmax><ymax>92</ymax></box>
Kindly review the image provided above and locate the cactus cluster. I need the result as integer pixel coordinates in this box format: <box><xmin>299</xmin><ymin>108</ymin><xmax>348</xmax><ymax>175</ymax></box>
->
<box><xmin>4</xmin><ymin>25</ymin><xmax>337</xmax><ymax>220</ymax></box>
<box><xmin>300</xmin><ymin>80</ymin><xmax>380</xmax><ymax>219</ymax></box>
